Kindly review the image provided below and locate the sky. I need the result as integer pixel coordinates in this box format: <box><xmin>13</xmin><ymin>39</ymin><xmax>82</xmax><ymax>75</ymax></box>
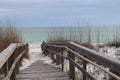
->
<box><xmin>0</xmin><ymin>0</ymin><xmax>120</xmax><ymax>27</ymax></box>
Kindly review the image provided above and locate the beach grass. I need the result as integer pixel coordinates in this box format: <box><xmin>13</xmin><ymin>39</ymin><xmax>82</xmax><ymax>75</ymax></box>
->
<box><xmin>0</xmin><ymin>23</ymin><xmax>21</xmax><ymax>52</ymax></box>
<box><xmin>47</xmin><ymin>26</ymin><xmax>120</xmax><ymax>49</ymax></box>
<box><xmin>0</xmin><ymin>22</ymin><xmax>29</xmax><ymax>59</ymax></box>
<box><xmin>45</xmin><ymin>26</ymin><xmax>120</xmax><ymax>80</ymax></box>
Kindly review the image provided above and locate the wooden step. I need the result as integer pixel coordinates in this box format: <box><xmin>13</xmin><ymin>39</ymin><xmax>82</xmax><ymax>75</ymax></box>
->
<box><xmin>16</xmin><ymin>60</ymin><xmax>70</xmax><ymax>80</ymax></box>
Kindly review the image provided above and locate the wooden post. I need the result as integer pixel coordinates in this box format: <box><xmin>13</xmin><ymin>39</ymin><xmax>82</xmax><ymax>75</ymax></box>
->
<box><xmin>10</xmin><ymin>51</ymin><xmax>16</xmax><ymax>80</ymax></box>
<box><xmin>109</xmin><ymin>69</ymin><xmax>120</xmax><ymax>80</ymax></box>
<box><xmin>11</xmin><ymin>69</ymin><xmax>15</xmax><ymax>80</ymax></box>
<box><xmin>68</xmin><ymin>50</ymin><xmax>75</xmax><ymax>80</ymax></box>
<box><xmin>5</xmin><ymin>61</ymin><xmax>9</xmax><ymax>76</ymax></box>
<box><xmin>16</xmin><ymin>48</ymin><xmax>19</xmax><ymax>74</ymax></box>
<box><xmin>61</xmin><ymin>48</ymin><xmax>64</xmax><ymax>71</ymax></box>
<box><xmin>17</xmin><ymin>47</ymin><xmax>21</xmax><ymax>74</ymax></box>
<box><xmin>50</xmin><ymin>53</ymin><xmax>56</xmax><ymax>63</ymax></box>
<box><xmin>19</xmin><ymin>47</ymin><xmax>22</xmax><ymax>66</ymax></box>
<box><xmin>83</xmin><ymin>59</ymin><xmax>87</xmax><ymax>80</ymax></box>
<box><xmin>56</xmin><ymin>54</ymin><xmax>60</xmax><ymax>65</ymax></box>
<box><xmin>50</xmin><ymin>47</ymin><xmax>56</xmax><ymax>63</ymax></box>
<box><xmin>0</xmin><ymin>69</ymin><xmax>2</xmax><ymax>80</ymax></box>
<box><xmin>56</xmin><ymin>48</ymin><xmax>60</xmax><ymax>65</ymax></box>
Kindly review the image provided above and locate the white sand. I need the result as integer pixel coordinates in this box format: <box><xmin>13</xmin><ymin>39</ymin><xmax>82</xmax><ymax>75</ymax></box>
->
<box><xmin>20</xmin><ymin>47</ymin><xmax>52</xmax><ymax>70</ymax></box>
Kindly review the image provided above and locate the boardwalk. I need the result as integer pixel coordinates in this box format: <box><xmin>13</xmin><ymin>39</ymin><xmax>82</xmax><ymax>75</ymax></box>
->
<box><xmin>0</xmin><ymin>42</ymin><xmax>120</xmax><ymax>80</ymax></box>
<box><xmin>16</xmin><ymin>60</ymin><xmax>70</xmax><ymax>80</ymax></box>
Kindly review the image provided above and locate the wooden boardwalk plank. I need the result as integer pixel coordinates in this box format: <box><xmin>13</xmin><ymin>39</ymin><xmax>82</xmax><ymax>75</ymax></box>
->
<box><xmin>16</xmin><ymin>60</ymin><xmax>70</xmax><ymax>80</ymax></box>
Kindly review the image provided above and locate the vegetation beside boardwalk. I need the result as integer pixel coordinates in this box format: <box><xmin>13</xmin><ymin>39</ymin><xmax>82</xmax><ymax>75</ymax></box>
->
<box><xmin>0</xmin><ymin>23</ymin><xmax>21</xmax><ymax>52</ymax></box>
<box><xmin>0</xmin><ymin>22</ymin><xmax>29</xmax><ymax>58</ymax></box>
<box><xmin>45</xmin><ymin>26</ymin><xmax>120</xmax><ymax>80</ymax></box>
<box><xmin>0</xmin><ymin>22</ymin><xmax>29</xmax><ymax>76</ymax></box>
<box><xmin>47</xmin><ymin>26</ymin><xmax>120</xmax><ymax>49</ymax></box>
<box><xmin>45</xmin><ymin>26</ymin><xmax>120</xmax><ymax>76</ymax></box>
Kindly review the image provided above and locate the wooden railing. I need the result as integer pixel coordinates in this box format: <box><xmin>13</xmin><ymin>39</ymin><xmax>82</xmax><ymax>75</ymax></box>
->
<box><xmin>41</xmin><ymin>41</ymin><xmax>120</xmax><ymax>80</ymax></box>
<box><xmin>0</xmin><ymin>43</ymin><xmax>29</xmax><ymax>80</ymax></box>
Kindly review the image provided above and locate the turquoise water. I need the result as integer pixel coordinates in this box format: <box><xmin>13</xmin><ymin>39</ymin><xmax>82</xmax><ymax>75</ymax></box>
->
<box><xmin>21</xmin><ymin>27</ymin><xmax>120</xmax><ymax>48</ymax></box>
<box><xmin>21</xmin><ymin>27</ymin><xmax>49</xmax><ymax>48</ymax></box>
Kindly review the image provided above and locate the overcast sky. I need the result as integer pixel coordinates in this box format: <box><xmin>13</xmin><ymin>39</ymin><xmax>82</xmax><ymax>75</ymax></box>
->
<box><xmin>0</xmin><ymin>0</ymin><xmax>120</xmax><ymax>26</ymax></box>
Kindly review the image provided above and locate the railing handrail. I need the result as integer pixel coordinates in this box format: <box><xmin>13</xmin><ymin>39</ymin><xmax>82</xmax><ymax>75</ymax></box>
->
<box><xmin>0</xmin><ymin>43</ymin><xmax>28</xmax><ymax>69</ymax></box>
<box><xmin>42</xmin><ymin>41</ymin><xmax>120</xmax><ymax>80</ymax></box>
<box><xmin>0</xmin><ymin>44</ymin><xmax>17</xmax><ymax>69</ymax></box>
<box><xmin>0</xmin><ymin>42</ymin><xmax>28</xmax><ymax>80</ymax></box>
<box><xmin>44</xmin><ymin>42</ymin><xmax>120</xmax><ymax>71</ymax></box>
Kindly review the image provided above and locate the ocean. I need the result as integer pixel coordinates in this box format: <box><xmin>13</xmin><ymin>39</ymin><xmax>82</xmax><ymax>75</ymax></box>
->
<box><xmin>22</xmin><ymin>27</ymin><xmax>50</xmax><ymax>49</ymax></box>
<box><xmin>21</xmin><ymin>27</ymin><xmax>120</xmax><ymax>48</ymax></box>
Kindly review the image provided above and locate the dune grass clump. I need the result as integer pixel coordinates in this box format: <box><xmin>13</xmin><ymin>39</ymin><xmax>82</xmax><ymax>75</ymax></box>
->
<box><xmin>0</xmin><ymin>22</ymin><xmax>29</xmax><ymax>59</ymax></box>
<box><xmin>0</xmin><ymin>23</ymin><xmax>22</xmax><ymax>52</ymax></box>
<box><xmin>45</xmin><ymin>25</ymin><xmax>120</xmax><ymax>80</ymax></box>
<box><xmin>47</xmin><ymin>26</ymin><xmax>96</xmax><ymax>50</ymax></box>
<box><xmin>107</xmin><ymin>41</ymin><xmax>120</xmax><ymax>47</ymax></box>
<box><xmin>47</xmin><ymin>26</ymin><xmax>120</xmax><ymax>49</ymax></box>
<box><xmin>0</xmin><ymin>22</ymin><xmax>30</xmax><ymax>75</ymax></box>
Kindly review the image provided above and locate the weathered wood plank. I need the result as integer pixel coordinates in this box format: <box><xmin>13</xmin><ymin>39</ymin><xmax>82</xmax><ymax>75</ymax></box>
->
<box><xmin>44</xmin><ymin>42</ymin><xmax>120</xmax><ymax>79</ymax></box>
<box><xmin>0</xmin><ymin>44</ymin><xmax>17</xmax><ymax>69</ymax></box>
<box><xmin>17</xmin><ymin>77</ymin><xmax>70</xmax><ymax>80</ymax></box>
<box><xmin>16</xmin><ymin>60</ymin><xmax>70</xmax><ymax>80</ymax></box>
<box><xmin>4</xmin><ymin>50</ymin><xmax>26</xmax><ymax>80</ymax></box>
<box><xmin>0</xmin><ymin>43</ymin><xmax>28</xmax><ymax>80</ymax></box>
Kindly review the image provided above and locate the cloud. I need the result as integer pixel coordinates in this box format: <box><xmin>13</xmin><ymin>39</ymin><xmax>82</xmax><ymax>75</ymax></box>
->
<box><xmin>0</xmin><ymin>0</ymin><xmax>62</xmax><ymax>3</ymax></box>
<box><xmin>0</xmin><ymin>9</ymin><xmax>16</xmax><ymax>16</ymax></box>
<box><xmin>0</xmin><ymin>0</ymin><xmax>119</xmax><ymax>6</ymax></box>
<box><xmin>0</xmin><ymin>0</ymin><xmax>102</xmax><ymax>4</ymax></box>
<box><xmin>0</xmin><ymin>8</ymin><xmax>33</xmax><ymax>17</ymax></box>
<box><xmin>0</xmin><ymin>0</ymin><xmax>119</xmax><ymax>15</ymax></box>
<box><xmin>0</xmin><ymin>0</ymin><xmax>120</xmax><ymax>26</ymax></box>
<box><xmin>0</xmin><ymin>0</ymin><xmax>115</xmax><ymax>4</ymax></box>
